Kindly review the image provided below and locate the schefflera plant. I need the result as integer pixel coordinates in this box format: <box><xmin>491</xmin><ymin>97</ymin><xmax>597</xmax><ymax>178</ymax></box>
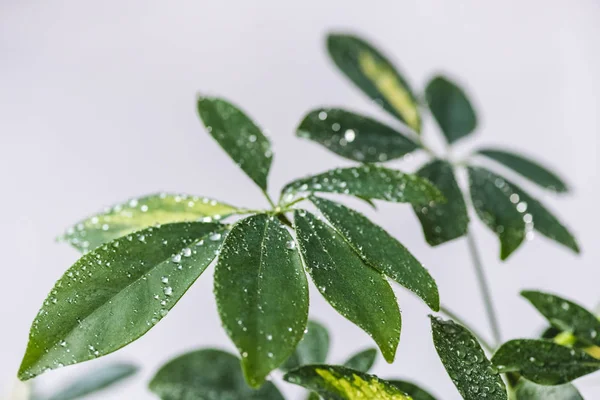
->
<box><xmin>18</xmin><ymin>96</ymin><xmax>444</xmax><ymax>391</ymax></box>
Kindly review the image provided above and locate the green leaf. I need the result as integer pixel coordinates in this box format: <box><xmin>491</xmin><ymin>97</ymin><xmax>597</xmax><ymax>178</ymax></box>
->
<box><xmin>342</xmin><ymin>348</ymin><xmax>377</xmax><ymax>373</ymax></box>
<box><xmin>477</xmin><ymin>148</ymin><xmax>568</xmax><ymax>193</ymax></box>
<box><xmin>281</xmin><ymin>165</ymin><xmax>444</xmax><ymax>206</ymax></box>
<box><xmin>522</xmin><ymin>290</ymin><xmax>600</xmax><ymax>346</ymax></box>
<box><xmin>59</xmin><ymin>193</ymin><xmax>238</xmax><ymax>252</ymax></box>
<box><xmin>284</xmin><ymin>365</ymin><xmax>412</xmax><ymax>400</ymax></box>
<box><xmin>491</xmin><ymin>339</ymin><xmax>600</xmax><ymax>385</ymax></box>
<box><xmin>281</xmin><ymin>320</ymin><xmax>330</xmax><ymax>372</ymax></box>
<box><xmin>311</xmin><ymin>196</ymin><xmax>439</xmax><ymax>310</ymax></box>
<box><xmin>327</xmin><ymin>33</ymin><xmax>421</xmax><ymax>132</ymax></box>
<box><xmin>45</xmin><ymin>363</ymin><xmax>138</xmax><ymax>400</ymax></box>
<box><xmin>413</xmin><ymin>160</ymin><xmax>469</xmax><ymax>246</ymax></box>
<box><xmin>214</xmin><ymin>214</ymin><xmax>309</xmax><ymax>387</ymax></box>
<box><xmin>388</xmin><ymin>381</ymin><xmax>437</xmax><ymax>400</ymax></box>
<box><xmin>425</xmin><ymin>76</ymin><xmax>477</xmax><ymax>144</ymax></box>
<box><xmin>197</xmin><ymin>96</ymin><xmax>273</xmax><ymax>190</ymax></box>
<box><xmin>468</xmin><ymin>167</ymin><xmax>579</xmax><ymax>259</ymax></box>
<box><xmin>514</xmin><ymin>379</ymin><xmax>583</xmax><ymax>400</ymax></box>
<box><xmin>149</xmin><ymin>349</ymin><xmax>284</xmax><ymax>400</ymax></box>
<box><xmin>430</xmin><ymin>316</ymin><xmax>507</xmax><ymax>400</ymax></box>
<box><xmin>296</xmin><ymin>108</ymin><xmax>420</xmax><ymax>162</ymax></box>
<box><xmin>293</xmin><ymin>210</ymin><xmax>401</xmax><ymax>363</ymax></box>
<box><xmin>307</xmin><ymin>393</ymin><xmax>321</xmax><ymax>400</ymax></box>
<box><xmin>19</xmin><ymin>222</ymin><xmax>227</xmax><ymax>380</ymax></box>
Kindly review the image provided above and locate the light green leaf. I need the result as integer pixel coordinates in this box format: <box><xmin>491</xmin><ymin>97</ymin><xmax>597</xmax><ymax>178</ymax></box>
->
<box><xmin>327</xmin><ymin>33</ymin><xmax>421</xmax><ymax>132</ymax></box>
<box><xmin>149</xmin><ymin>349</ymin><xmax>284</xmax><ymax>400</ymax></box>
<box><xmin>430</xmin><ymin>316</ymin><xmax>507</xmax><ymax>400</ymax></box>
<box><xmin>343</xmin><ymin>348</ymin><xmax>377</xmax><ymax>373</ymax></box>
<box><xmin>388</xmin><ymin>381</ymin><xmax>437</xmax><ymax>400</ymax></box>
<box><xmin>477</xmin><ymin>149</ymin><xmax>568</xmax><ymax>193</ymax></box>
<box><xmin>197</xmin><ymin>96</ymin><xmax>273</xmax><ymax>190</ymax></box>
<box><xmin>214</xmin><ymin>214</ymin><xmax>309</xmax><ymax>387</ymax></box>
<box><xmin>59</xmin><ymin>193</ymin><xmax>238</xmax><ymax>252</ymax></box>
<box><xmin>425</xmin><ymin>76</ymin><xmax>477</xmax><ymax>144</ymax></box>
<box><xmin>311</xmin><ymin>196</ymin><xmax>439</xmax><ymax>310</ymax></box>
<box><xmin>281</xmin><ymin>165</ymin><xmax>444</xmax><ymax>206</ymax></box>
<box><xmin>281</xmin><ymin>320</ymin><xmax>330</xmax><ymax>372</ymax></box>
<box><xmin>284</xmin><ymin>365</ymin><xmax>412</xmax><ymax>400</ymax></box>
<box><xmin>514</xmin><ymin>379</ymin><xmax>583</xmax><ymax>400</ymax></box>
<box><xmin>413</xmin><ymin>160</ymin><xmax>469</xmax><ymax>246</ymax></box>
<box><xmin>19</xmin><ymin>222</ymin><xmax>227</xmax><ymax>380</ymax></box>
<box><xmin>45</xmin><ymin>363</ymin><xmax>138</xmax><ymax>400</ymax></box>
<box><xmin>492</xmin><ymin>339</ymin><xmax>600</xmax><ymax>385</ymax></box>
<box><xmin>294</xmin><ymin>210</ymin><xmax>401</xmax><ymax>363</ymax></box>
<box><xmin>296</xmin><ymin>108</ymin><xmax>420</xmax><ymax>162</ymax></box>
<box><xmin>522</xmin><ymin>290</ymin><xmax>600</xmax><ymax>346</ymax></box>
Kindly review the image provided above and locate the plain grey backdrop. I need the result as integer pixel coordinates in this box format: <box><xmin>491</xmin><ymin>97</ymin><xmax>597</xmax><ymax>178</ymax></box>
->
<box><xmin>1</xmin><ymin>1</ymin><xmax>599</xmax><ymax>398</ymax></box>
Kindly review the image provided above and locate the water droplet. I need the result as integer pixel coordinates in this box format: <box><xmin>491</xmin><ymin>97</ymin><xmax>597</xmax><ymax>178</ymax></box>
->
<box><xmin>344</xmin><ymin>129</ymin><xmax>356</xmax><ymax>142</ymax></box>
<box><xmin>210</xmin><ymin>232</ymin><xmax>222</xmax><ymax>241</ymax></box>
<box><xmin>163</xmin><ymin>287</ymin><xmax>173</xmax><ymax>296</ymax></box>
<box><xmin>285</xmin><ymin>240</ymin><xmax>296</xmax><ymax>250</ymax></box>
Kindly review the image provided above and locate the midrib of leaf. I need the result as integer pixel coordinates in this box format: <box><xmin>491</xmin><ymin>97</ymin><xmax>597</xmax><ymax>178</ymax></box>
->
<box><xmin>250</xmin><ymin>218</ymin><xmax>271</xmax><ymax>346</ymax></box>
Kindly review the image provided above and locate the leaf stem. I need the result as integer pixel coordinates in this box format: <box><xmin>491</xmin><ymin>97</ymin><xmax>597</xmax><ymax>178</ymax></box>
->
<box><xmin>261</xmin><ymin>189</ymin><xmax>277</xmax><ymax>209</ymax></box>
<box><xmin>439</xmin><ymin>305</ymin><xmax>494</xmax><ymax>353</ymax></box>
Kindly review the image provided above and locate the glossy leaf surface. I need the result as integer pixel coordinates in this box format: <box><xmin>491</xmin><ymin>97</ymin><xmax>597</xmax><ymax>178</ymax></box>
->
<box><xmin>297</xmin><ymin>108</ymin><xmax>419</xmax><ymax>162</ymax></box>
<box><xmin>343</xmin><ymin>348</ymin><xmax>377</xmax><ymax>373</ymax></box>
<box><xmin>281</xmin><ymin>320</ymin><xmax>330</xmax><ymax>372</ymax></box>
<box><xmin>492</xmin><ymin>339</ymin><xmax>600</xmax><ymax>385</ymax></box>
<box><xmin>388</xmin><ymin>381</ymin><xmax>436</xmax><ymax>400</ymax></box>
<box><xmin>197</xmin><ymin>96</ymin><xmax>273</xmax><ymax>190</ymax></box>
<box><xmin>430</xmin><ymin>316</ymin><xmax>507</xmax><ymax>400</ymax></box>
<box><xmin>214</xmin><ymin>214</ymin><xmax>309</xmax><ymax>387</ymax></box>
<box><xmin>59</xmin><ymin>193</ymin><xmax>237</xmax><ymax>252</ymax></box>
<box><xmin>514</xmin><ymin>379</ymin><xmax>583</xmax><ymax>400</ymax></box>
<box><xmin>294</xmin><ymin>210</ymin><xmax>401</xmax><ymax>362</ymax></box>
<box><xmin>19</xmin><ymin>222</ymin><xmax>227</xmax><ymax>380</ymax></box>
<box><xmin>149</xmin><ymin>349</ymin><xmax>284</xmax><ymax>400</ymax></box>
<box><xmin>311</xmin><ymin>196</ymin><xmax>439</xmax><ymax>310</ymax></box>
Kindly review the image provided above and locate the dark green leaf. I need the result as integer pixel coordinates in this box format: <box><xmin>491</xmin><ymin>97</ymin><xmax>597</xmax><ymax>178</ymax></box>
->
<box><xmin>522</xmin><ymin>290</ymin><xmax>600</xmax><ymax>346</ymax></box>
<box><xmin>477</xmin><ymin>149</ymin><xmax>568</xmax><ymax>193</ymax></box>
<box><xmin>307</xmin><ymin>393</ymin><xmax>321</xmax><ymax>400</ymax></box>
<box><xmin>149</xmin><ymin>349</ymin><xmax>284</xmax><ymax>400</ymax></box>
<box><xmin>425</xmin><ymin>76</ymin><xmax>477</xmax><ymax>144</ymax></box>
<box><xmin>491</xmin><ymin>339</ymin><xmax>600</xmax><ymax>385</ymax></box>
<box><xmin>342</xmin><ymin>348</ymin><xmax>377</xmax><ymax>373</ymax></box>
<box><xmin>293</xmin><ymin>210</ymin><xmax>401</xmax><ymax>363</ymax></box>
<box><xmin>281</xmin><ymin>165</ymin><xmax>444</xmax><ymax>206</ymax></box>
<box><xmin>214</xmin><ymin>214</ymin><xmax>309</xmax><ymax>387</ymax></box>
<box><xmin>284</xmin><ymin>364</ymin><xmax>411</xmax><ymax>400</ymax></box>
<box><xmin>388</xmin><ymin>381</ymin><xmax>437</xmax><ymax>400</ymax></box>
<box><xmin>327</xmin><ymin>33</ymin><xmax>421</xmax><ymax>132</ymax></box>
<box><xmin>58</xmin><ymin>193</ymin><xmax>238</xmax><ymax>252</ymax></box>
<box><xmin>19</xmin><ymin>222</ymin><xmax>227</xmax><ymax>380</ymax></box>
<box><xmin>430</xmin><ymin>316</ymin><xmax>507</xmax><ymax>400</ymax></box>
<box><xmin>514</xmin><ymin>379</ymin><xmax>583</xmax><ymax>400</ymax></box>
<box><xmin>296</xmin><ymin>108</ymin><xmax>419</xmax><ymax>162</ymax></box>
<box><xmin>197</xmin><ymin>96</ymin><xmax>273</xmax><ymax>190</ymax></box>
<box><xmin>413</xmin><ymin>160</ymin><xmax>469</xmax><ymax>246</ymax></box>
<box><xmin>281</xmin><ymin>320</ymin><xmax>330</xmax><ymax>372</ymax></box>
<box><xmin>311</xmin><ymin>196</ymin><xmax>439</xmax><ymax>310</ymax></box>
<box><xmin>45</xmin><ymin>363</ymin><xmax>138</xmax><ymax>400</ymax></box>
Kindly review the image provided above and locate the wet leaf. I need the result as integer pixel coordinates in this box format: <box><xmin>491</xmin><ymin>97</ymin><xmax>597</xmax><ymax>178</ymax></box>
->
<box><xmin>214</xmin><ymin>214</ymin><xmax>309</xmax><ymax>387</ymax></box>
<box><xmin>149</xmin><ymin>349</ymin><xmax>284</xmax><ymax>400</ymax></box>
<box><xmin>388</xmin><ymin>381</ymin><xmax>437</xmax><ymax>400</ymax></box>
<box><xmin>45</xmin><ymin>362</ymin><xmax>138</xmax><ymax>400</ymax></box>
<box><xmin>477</xmin><ymin>149</ymin><xmax>568</xmax><ymax>193</ymax></box>
<box><xmin>293</xmin><ymin>210</ymin><xmax>401</xmax><ymax>363</ymax></box>
<box><xmin>284</xmin><ymin>364</ymin><xmax>411</xmax><ymax>400</ymax></box>
<box><xmin>491</xmin><ymin>339</ymin><xmax>600</xmax><ymax>385</ymax></box>
<box><xmin>197</xmin><ymin>96</ymin><xmax>273</xmax><ymax>190</ymax></box>
<box><xmin>311</xmin><ymin>196</ymin><xmax>439</xmax><ymax>310</ymax></box>
<box><xmin>281</xmin><ymin>165</ymin><xmax>444</xmax><ymax>206</ymax></box>
<box><xmin>19</xmin><ymin>222</ymin><xmax>227</xmax><ymax>380</ymax></box>
<box><xmin>425</xmin><ymin>76</ymin><xmax>477</xmax><ymax>144</ymax></box>
<box><xmin>327</xmin><ymin>33</ymin><xmax>421</xmax><ymax>132</ymax></box>
<box><xmin>342</xmin><ymin>348</ymin><xmax>377</xmax><ymax>373</ymax></box>
<box><xmin>281</xmin><ymin>320</ymin><xmax>330</xmax><ymax>372</ymax></box>
<box><xmin>59</xmin><ymin>193</ymin><xmax>238</xmax><ymax>252</ymax></box>
<box><xmin>296</xmin><ymin>108</ymin><xmax>419</xmax><ymax>162</ymax></box>
<box><xmin>514</xmin><ymin>379</ymin><xmax>583</xmax><ymax>400</ymax></box>
<box><xmin>413</xmin><ymin>160</ymin><xmax>469</xmax><ymax>246</ymax></box>
<box><xmin>522</xmin><ymin>290</ymin><xmax>600</xmax><ymax>346</ymax></box>
<box><xmin>430</xmin><ymin>316</ymin><xmax>507</xmax><ymax>400</ymax></box>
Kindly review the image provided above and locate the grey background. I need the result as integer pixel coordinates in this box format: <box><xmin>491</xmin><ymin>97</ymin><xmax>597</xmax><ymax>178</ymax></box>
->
<box><xmin>1</xmin><ymin>1</ymin><xmax>599</xmax><ymax>398</ymax></box>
